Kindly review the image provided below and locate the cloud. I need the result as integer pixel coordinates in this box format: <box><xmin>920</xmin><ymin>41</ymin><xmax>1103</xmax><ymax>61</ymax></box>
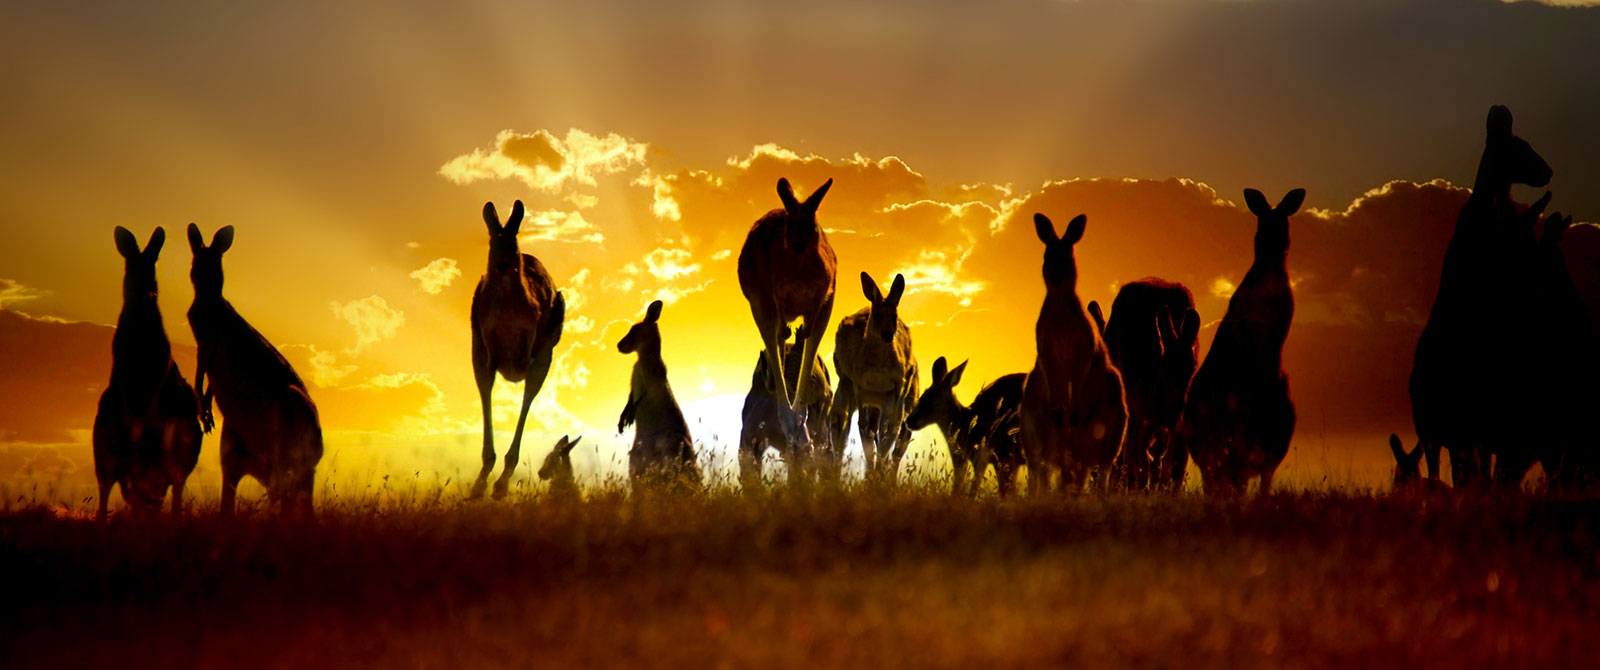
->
<box><xmin>330</xmin><ymin>295</ymin><xmax>405</xmax><ymax>352</ymax></box>
<box><xmin>0</xmin><ymin>278</ymin><xmax>45</xmax><ymax>310</ymax></box>
<box><xmin>643</xmin><ymin>248</ymin><xmax>701</xmax><ymax>281</ymax></box>
<box><xmin>439</xmin><ymin>128</ymin><xmax>650</xmax><ymax>193</ymax></box>
<box><xmin>520</xmin><ymin>209</ymin><xmax>605</xmax><ymax>245</ymax></box>
<box><xmin>409</xmin><ymin>257</ymin><xmax>461</xmax><ymax>295</ymax></box>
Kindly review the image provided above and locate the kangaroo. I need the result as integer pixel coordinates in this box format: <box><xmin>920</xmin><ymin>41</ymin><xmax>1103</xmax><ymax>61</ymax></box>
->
<box><xmin>1389</xmin><ymin>434</ymin><xmax>1451</xmax><ymax>494</ymax></box>
<box><xmin>1019</xmin><ymin>214</ymin><xmax>1127</xmax><ymax>493</ymax></box>
<box><xmin>1181</xmin><ymin>189</ymin><xmax>1302</xmax><ymax>495</ymax></box>
<box><xmin>1526</xmin><ymin>211</ymin><xmax>1600</xmax><ymax>488</ymax></box>
<box><xmin>737</xmin><ymin>178</ymin><xmax>837</xmax><ymax>453</ymax></box>
<box><xmin>831</xmin><ymin>272</ymin><xmax>919</xmax><ymax>479</ymax></box>
<box><xmin>186</xmin><ymin>224</ymin><xmax>322</xmax><ymax>516</ymax></box>
<box><xmin>739</xmin><ymin>325</ymin><xmax>833</xmax><ymax>489</ymax></box>
<box><xmin>1410</xmin><ymin>106</ymin><xmax>1551</xmax><ymax>488</ymax></box>
<box><xmin>617</xmin><ymin>300</ymin><xmax>700</xmax><ymax>489</ymax></box>
<box><xmin>91</xmin><ymin>227</ymin><xmax>202</xmax><ymax>519</ymax></box>
<box><xmin>471</xmin><ymin>200</ymin><xmax>567</xmax><ymax>500</ymax></box>
<box><xmin>984</xmin><ymin>405</ymin><xmax>1026</xmax><ymax>496</ymax></box>
<box><xmin>537</xmin><ymin>435</ymin><xmax>582</xmax><ymax>500</ymax></box>
<box><xmin>905</xmin><ymin>356</ymin><xmax>1025</xmax><ymax>496</ymax></box>
<box><xmin>1097</xmin><ymin>279</ymin><xmax>1200</xmax><ymax>491</ymax></box>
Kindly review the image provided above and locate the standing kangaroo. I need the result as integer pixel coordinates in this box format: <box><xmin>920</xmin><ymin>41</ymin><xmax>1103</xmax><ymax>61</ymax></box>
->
<box><xmin>1097</xmin><ymin>279</ymin><xmax>1200</xmax><ymax>490</ymax></box>
<box><xmin>739</xmin><ymin>325</ymin><xmax>833</xmax><ymax>489</ymax></box>
<box><xmin>1527</xmin><ymin>211</ymin><xmax>1600</xmax><ymax>488</ymax></box>
<box><xmin>1019</xmin><ymin>214</ymin><xmax>1127</xmax><ymax>493</ymax></box>
<box><xmin>92</xmin><ymin>227</ymin><xmax>202</xmax><ymax>519</ymax></box>
<box><xmin>617</xmin><ymin>301</ymin><xmax>701</xmax><ymax>488</ymax></box>
<box><xmin>187</xmin><ymin>224</ymin><xmax>323</xmax><ymax>515</ymax></box>
<box><xmin>537</xmin><ymin>435</ymin><xmax>582</xmax><ymax>500</ymax></box>
<box><xmin>1181</xmin><ymin>189</ymin><xmax>1302</xmax><ymax>495</ymax></box>
<box><xmin>1410</xmin><ymin>106</ymin><xmax>1551</xmax><ymax>487</ymax></box>
<box><xmin>471</xmin><ymin>200</ymin><xmax>567</xmax><ymax>499</ymax></box>
<box><xmin>737</xmin><ymin>178</ymin><xmax>837</xmax><ymax>454</ymax></box>
<box><xmin>831</xmin><ymin>272</ymin><xmax>919</xmax><ymax>478</ymax></box>
<box><xmin>905</xmin><ymin>357</ymin><xmax>1026</xmax><ymax>496</ymax></box>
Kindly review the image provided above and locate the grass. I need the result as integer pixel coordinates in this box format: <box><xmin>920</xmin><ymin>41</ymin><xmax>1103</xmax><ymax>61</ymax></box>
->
<box><xmin>3</xmin><ymin>484</ymin><xmax>1599</xmax><ymax>669</ymax></box>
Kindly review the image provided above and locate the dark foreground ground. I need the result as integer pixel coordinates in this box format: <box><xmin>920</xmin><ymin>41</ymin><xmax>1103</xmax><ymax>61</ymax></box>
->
<box><xmin>3</xmin><ymin>488</ymin><xmax>1599</xmax><ymax>669</ymax></box>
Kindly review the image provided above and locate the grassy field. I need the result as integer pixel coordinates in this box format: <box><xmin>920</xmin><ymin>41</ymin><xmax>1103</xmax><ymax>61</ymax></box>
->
<box><xmin>3</xmin><ymin>485</ymin><xmax>1599</xmax><ymax>669</ymax></box>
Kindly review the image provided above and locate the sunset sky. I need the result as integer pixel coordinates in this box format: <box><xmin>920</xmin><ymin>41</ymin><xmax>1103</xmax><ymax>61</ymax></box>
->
<box><xmin>3</xmin><ymin>0</ymin><xmax>1599</xmax><ymax>500</ymax></box>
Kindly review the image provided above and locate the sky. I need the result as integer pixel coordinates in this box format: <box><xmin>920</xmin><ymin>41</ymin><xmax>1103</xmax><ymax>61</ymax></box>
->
<box><xmin>3</xmin><ymin>0</ymin><xmax>1599</xmax><ymax>501</ymax></box>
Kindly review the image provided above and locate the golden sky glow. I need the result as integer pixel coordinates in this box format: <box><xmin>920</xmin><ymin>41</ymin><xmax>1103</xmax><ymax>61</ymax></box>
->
<box><xmin>3</xmin><ymin>1</ymin><xmax>1598</xmax><ymax>501</ymax></box>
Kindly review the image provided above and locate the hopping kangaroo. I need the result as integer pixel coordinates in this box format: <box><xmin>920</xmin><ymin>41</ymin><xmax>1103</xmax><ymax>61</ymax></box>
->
<box><xmin>92</xmin><ymin>227</ymin><xmax>202</xmax><ymax>518</ymax></box>
<box><xmin>1019</xmin><ymin>214</ymin><xmax>1127</xmax><ymax>493</ymax></box>
<box><xmin>1410</xmin><ymin>106</ymin><xmax>1550</xmax><ymax>487</ymax></box>
<box><xmin>1096</xmin><ymin>279</ymin><xmax>1200</xmax><ymax>490</ymax></box>
<box><xmin>617</xmin><ymin>301</ymin><xmax>700</xmax><ymax>488</ymax></box>
<box><xmin>831</xmin><ymin>272</ymin><xmax>919</xmax><ymax>478</ymax></box>
<box><xmin>186</xmin><ymin>224</ymin><xmax>322</xmax><ymax>515</ymax></box>
<box><xmin>737</xmin><ymin>178</ymin><xmax>837</xmax><ymax>452</ymax></box>
<box><xmin>739</xmin><ymin>325</ymin><xmax>833</xmax><ymax>489</ymax></box>
<box><xmin>471</xmin><ymin>201</ymin><xmax>566</xmax><ymax>499</ymax></box>
<box><xmin>1181</xmin><ymin>189</ymin><xmax>1302</xmax><ymax>495</ymax></box>
<box><xmin>537</xmin><ymin>435</ymin><xmax>582</xmax><ymax>499</ymax></box>
<box><xmin>905</xmin><ymin>357</ymin><xmax>1026</xmax><ymax>496</ymax></box>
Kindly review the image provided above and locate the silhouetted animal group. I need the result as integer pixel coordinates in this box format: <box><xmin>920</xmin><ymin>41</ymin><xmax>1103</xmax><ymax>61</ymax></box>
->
<box><xmin>91</xmin><ymin>106</ymin><xmax>1594</xmax><ymax>517</ymax></box>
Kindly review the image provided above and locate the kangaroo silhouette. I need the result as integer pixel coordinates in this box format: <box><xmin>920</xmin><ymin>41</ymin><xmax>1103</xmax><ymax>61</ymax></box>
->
<box><xmin>1019</xmin><ymin>214</ymin><xmax>1127</xmax><ymax>493</ymax></box>
<box><xmin>1410</xmin><ymin>106</ymin><xmax>1551</xmax><ymax>488</ymax></box>
<box><xmin>1181</xmin><ymin>189</ymin><xmax>1302</xmax><ymax>495</ymax></box>
<box><xmin>1526</xmin><ymin>211</ymin><xmax>1600</xmax><ymax>488</ymax></box>
<box><xmin>739</xmin><ymin>325</ymin><xmax>833</xmax><ymax>490</ymax></box>
<box><xmin>92</xmin><ymin>227</ymin><xmax>202</xmax><ymax>519</ymax></box>
<box><xmin>186</xmin><ymin>224</ymin><xmax>322</xmax><ymax>516</ymax></box>
<box><xmin>617</xmin><ymin>300</ymin><xmax>701</xmax><ymax>489</ymax></box>
<box><xmin>1096</xmin><ymin>279</ymin><xmax>1200</xmax><ymax>491</ymax></box>
<box><xmin>831</xmin><ymin>272</ymin><xmax>920</xmax><ymax>479</ymax></box>
<box><xmin>470</xmin><ymin>200</ymin><xmax>567</xmax><ymax>500</ymax></box>
<box><xmin>1389</xmin><ymin>434</ymin><xmax>1450</xmax><ymax>494</ymax></box>
<box><xmin>905</xmin><ymin>357</ymin><xmax>1025</xmax><ymax>496</ymax></box>
<box><xmin>737</xmin><ymin>178</ymin><xmax>837</xmax><ymax>455</ymax></box>
<box><xmin>537</xmin><ymin>435</ymin><xmax>582</xmax><ymax>500</ymax></box>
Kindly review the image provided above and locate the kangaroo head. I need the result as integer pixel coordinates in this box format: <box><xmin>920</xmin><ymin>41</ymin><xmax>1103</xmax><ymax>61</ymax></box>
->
<box><xmin>1033</xmin><ymin>213</ymin><xmax>1086</xmax><ymax>290</ymax></box>
<box><xmin>860</xmin><ymin>272</ymin><xmax>906</xmax><ymax>343</ymax></box>
<box><xmin>539</xmin><ymin>435</ymin><xmax>580</xmax><ymax>481</ymax></box>
<box><xmin>114</xmin><ymin>226</ymin><xmax>165</xmax><ymax>304</ymax></box>
<box><xmin>776</xmin><ymin>177</ymin><xmax>833</xmax><ymax>251</ymax></box>
<box><xmin>483</xmin><ymin>200</ymin><xmax>527</xmax><ymax>277</ymax></box>
<box><xmin>1389</xmin><ymin>434</ymin><xmax>1424</xmax><ymax>488</ymax></box>
<box><xmin>186</xmin><ymin>223</ymin><xmax>236</xmax><ymax>300</ymax></box>
<box><xmin>618</xmin><ymin>300</ymin><xmax>664</xmax><ymax>356</ymax></box>
<box><xmin>1243</xmin><ymin>188</ymin><xmax>1304</xmax><ymax>260</ymax></box>
<box><xmin>1158</xmin><ymin>306</ymin><xmax>1202</xmax><ymax>386</ymax></box>
<box><xmin>906</xmin><ymin>356</ymin><xmax>967</xmax><ymax>431</ymax></box>
<box><xmin>1480</xmin><ymin>106</ymin><xmax>1551</xmax><ymax>194</ymax></box>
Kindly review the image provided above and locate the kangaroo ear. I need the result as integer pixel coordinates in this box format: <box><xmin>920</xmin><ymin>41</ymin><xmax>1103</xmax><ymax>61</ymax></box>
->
<box><xmin>1087</xmin><ymin>301</ymin><xmax>1106</xmax><ymax>335</ymax></box>
<box><xmin>1244</xmin><ymin>189</ymin><xmax>1272</xmax><ymax>217</ymax></box>
<box><xmin>1063</xmin><ymin>215</ymin><xmax>1087</xmax><ymax>245</ymax></box>
<box><xmin>211</xmin><ymin>226</ymin><xmax>235</xmax><ymax>254</ymax></box>
<box><xmin>567</xmin><ymin>436</ymin><xmax>582</xmax><ymax>452</ymax></box>
<box><xmin>505</xmin><ymin>200</ymin><xmax>525</xmax><ymax>236</ymax></box>
<box><xmin>887</xmin><ymin>273</ymin><xmax>906</xmax><ymax>305</ymax></box>
<box><xmin>555</xmin><ymin>435</ymin><xmax>570</xmax><ymax>450</ymax></box>
<box><xmin>1033</xmin><ymin>213</ymin><xmax>1058</xmax><ymax>245</ymax></box>
<box><xmin>777</xmin><ymin>178</ymin><xmax>800</xmax><ymax>211</ymax></box>
<box><xmin>861</xmin><ymin>271</ymin><xmax>883</xmax><ymax>304</ymax></box>
<box><xmin>1389</xmin><ymin>434</ymin><xmax>1407</xmax><ymax>463</ymax></box>
<box><xmin>1157</xmin><ymin>305</ymin><xmax>1177</xmax><ymax>346</ymax></box>
<box><xmin>1487</xmin><ymin>105</ymin><xmax>1512</xmax><ymax>139</ymax></box>
<box><xmin>187</xmin><ymin>223</ymin><xmax>205</xmax><ymax>253</ymax></box>
<box><xmin>143</xmin><ymin>227</ymin><xmax>165</xmax><ymax>260</ymax></box>
<box><xmin>114</xmin><ymin>226</ymin><xmax>141</xmax><ymax>259</ymax></box>
<box><xmin>645</xmin><ymin>300</ymin><xmax>663</xmax><ymax>324</ymax></box>
<box><xmin>482</xmin><ymin>202</ymin><xmax>503</xmax><ymax>236</ymax></box>
<box><xmin>931</xmin><ymin>356</ymin><xmax>948</xmax><ymax>381</ymax></box>
<box><xmin>1276</xmin><ymin>189</ymin><xmax>1306</xmax><ymax>217</ymax></box>
<box><xmin>1180</xmin><ymin>308</ymin><xmax>1201</xmax><ymax>346</ymax></box>
<box><xmin>947</xmin><ymin>359</ymin><xmax>968</xmax><ymax>387</ymax></box>
<box><xmin>804</xmin><ymin>178</ymin><xmax>833</xmax><ymax>211</ymax></box>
